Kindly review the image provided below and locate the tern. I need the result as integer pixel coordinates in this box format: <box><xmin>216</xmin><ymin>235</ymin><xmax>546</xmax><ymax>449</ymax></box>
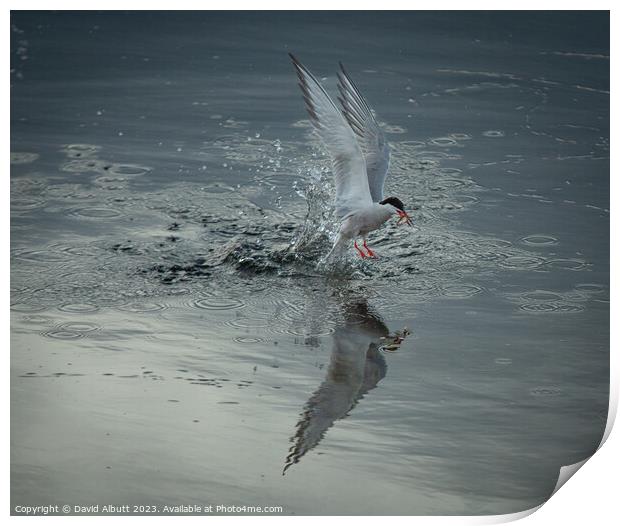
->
<box><xmin>289</xmin><ymin>53</ymin><xmax>412</xmax><ymax>260</ymax></box>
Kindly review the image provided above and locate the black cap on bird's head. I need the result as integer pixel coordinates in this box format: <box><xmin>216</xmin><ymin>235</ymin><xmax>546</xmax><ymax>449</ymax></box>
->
<box><xmin>380</xmin><ymin>196</ymin><xmax>412</xmax><ymax>226</ymax></box>
<box><xmin>380</xmin><ymin>196</ymin><xmax>405</xmax><ymax>211</ymax></box>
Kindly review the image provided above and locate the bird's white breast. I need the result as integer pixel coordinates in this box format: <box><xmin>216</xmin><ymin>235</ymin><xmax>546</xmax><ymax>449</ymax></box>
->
<box><xmin>340</xmin><ymin>203</ymin><xmax>394</xmax><ymax>238</ymax></box>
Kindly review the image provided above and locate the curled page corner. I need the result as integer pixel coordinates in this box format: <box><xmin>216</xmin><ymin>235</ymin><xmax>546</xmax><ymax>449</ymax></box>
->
<box><xmin>600</xmin><ymin>396</ymin><xmax>617</xmax><ymax>446</ymax></box>
<box><xmin>487</xmin><ymin>457</ymin><xmax>593</xmax><ymax>525</ymax></box>
<box><xmin>484</xmin><ymin>504</ymin><xmax>543</xmax><ymax>524</ymax></box>
<box><xmin>490</xmin><ymin>401</ymin><xmax>615</xmax><ymax>524</ymax></box>
<box><xmin>550</xmin><ymin>388</ymin><xmax>618</xmax><ymax>497</ymax></box>
<box><xmin>551</xmin><ymin>458</ymin><xmax>590</xmax><ymax>496</ymax></box>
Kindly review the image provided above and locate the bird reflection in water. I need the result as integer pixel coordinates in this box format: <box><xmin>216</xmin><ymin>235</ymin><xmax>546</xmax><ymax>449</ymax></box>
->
<box><xmin>283</xmin><ymin>296</ymin><xmax>409</xmax><ymax>474</ymax></box>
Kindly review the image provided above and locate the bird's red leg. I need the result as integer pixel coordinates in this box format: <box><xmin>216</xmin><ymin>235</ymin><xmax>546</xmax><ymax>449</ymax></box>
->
<box><xmin>354</xmin><ymin>240</ymin><xmax>367</xmax><ymax>259</ymax></box>
<box><xmin>363</xmin><ymin>239</ymin><xmax>376</xmax><ymax>258</ymax></box>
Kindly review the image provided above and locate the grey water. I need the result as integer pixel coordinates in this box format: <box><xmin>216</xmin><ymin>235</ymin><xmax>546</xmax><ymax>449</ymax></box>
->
<box><xmin>10</xmin><ymin>11</ymin><xmax>609</xmax><ymax>516</ymax></box>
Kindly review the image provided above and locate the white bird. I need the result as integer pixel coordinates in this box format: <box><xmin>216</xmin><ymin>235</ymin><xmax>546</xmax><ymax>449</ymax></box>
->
<box><xmin>289</xmin><ymin>53</ymin><xmax>412</xmax><ymax>260</ymax></box>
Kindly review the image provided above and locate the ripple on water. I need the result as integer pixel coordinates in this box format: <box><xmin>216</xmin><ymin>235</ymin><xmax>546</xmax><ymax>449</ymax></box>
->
<box><xmin>545</xmin><ymin>259</ymin><xmax>587</xmax><ymax>271</ymax></box>
<box><xmin>42</xmin><ymin>328</ymin><xmax>84</xmax><ymax>340</ymax></box>
<box><xmin>11</xmin><ymin>197</ymin><xmax>47</xmax><ymax>211</ymax></box>
<box><xmin>432</xmin><ymin>178</ymin><xmax>471</xmax><ymax>191</ymax></box>
<box><xmin>107</xmin><ymin>164</ymin><xmax>151</xmax><ymax>176</ymax></box>
<box><xmin>519</xmin><ymin>303</ymin><xmax>558</xmax><ymax>313</ymax></box>
<box><xmin>519</xmin><ymin>303</ymin><xmax>584</xmax><ymax>314</ymax></box>
<box><xmin>521</xmin><ymin>290</ymin><xmax>564</xmax><ymax>302</ymax></box>
<box><xmin>452</xmin><ymin>194</ymin><xmax>479</xmax><ymax>206</ymax></box>
<box><xmin>117</xmin><ymin>302</ymin><xmax>168</xmax><ymax>313</ymax></box>
<box><xmin>20</xmin><ymin>314</ymin><xmax>55</xmax><ymax>325</ymax></box>
<box><xmin>440</xmin><ymin>284</ymin><xmax>484</xmax><ymax>298</ymax></box>
<box><xmin>61</xmin><ymin>159</ymin><xmax>108</xmax><ymax>173</ymax></box>
<box><xmin>562</xmin><ymin>291</ymin><xmax>588</xmax><ymax>303</ymax></box>
<box><xmin>201</xmin><ymin>182</ymin><xmax>239</xmax><ymax>194</ymax></box>
<box><xmin>521</xmin><ymin>234</ymin><xmax>558</xmax><ymax>246</ymax></box>
<box><xmin>11</xmin><ymin>302</ymin><xmax>48</xmax><ymax>313</ymax></box>
<box><xmin>90</xmin><ymin>290</ymin><xmax>130</xmax><ymax>307</ymax></box>
<box><xmin>94</xmin><ymin>175</ymin><xmax>127</xmax><ymax>190</ymax></box>
<box><xmin>58</xmin><ymin>303</ymin><xmax>100</xmax><ymax>313</ymax></box>
<box><xmin>385</xmin><ymin>279</ymin><xmax>441</xmax><ymax>301</ymax></box>
<box><xmin>245</xmin><ymin>292</ymin><xmax>306</xmax><ymax>322</ymax></box>
<box><xmin>481</xmin><ymin>237</ymin><xmax>514</xmax><ymax>249</ymax></box>
<box><xmin>11</xmin><ymin>152</ymin><xmax>40</xmax><ymax>164</ymax></box>
<box><xmin>428</xmin><ymin>137</ymin><xmax>459</xmax><ymax>147</ymax></box>
<box><xmin>57</xmin><ymin>322</ymin><xmax>100</xmax><ymax>333</ymax></box>
<box><xmin>62</xmin><ymin>144</ymin><xmax>101</xmax><ymax>158</ymax></box>
<box><xmin>13</xmin><ymin>126</ymin><xmax>592</xmax><ymax>341</ymax></box>
<box><xmin>191</xmin><ymin>296</ymin><xmax>246</xmax><ymax>311</ymax></box>
<box><xmin>69</xmin><ymin>207</ymin><xmax>123</xmax><ymax>219</ymax></box>
<box><xmin>283</xmin><ymin>323</ymin><xmax>336</xmax><ymax>338</ymax></box>
<box><xmin>500</xmin><ymin>255</ymin><xmax>546</xmax><ymax>270</ymax></box>
<box><xmin>225</xmin><ymin>315</ymin><xmax>273</xmax><ymax>330</ymax></box>
<box><xmin>383</xmin><ymin>124</ymin><xmax>407</xmax><ymax>134</ymax></box>
<box><xmin>555</xmin><ymin>304</ymin><xmax>586</xmax><ymax>313</ymax></box>
<box><xmin>232</xmin><ymin>336</ymin><xmax>265</xmax><ymax>344</ymax></box>
<box><xmin>54</xmin><ymin>271</ymin><xmax>104</xmax><ymax>293</ymax></box>
<box><xmin>53</xmin><ymin>242</ymin><xmax>105</xmax><ymax>258</ymax></box>
<box><xmin>482</xmin><ymin>130</ymin><xmax>505</xmax><ymax>138</ymax></box>
<box><xmin>397</xmin><ymin>140</ymin><xmax>427</xmax><ymax>150</ymax></box>
<box><xmin>574</xmin><ymin>283</ymin><xmax>606</xmax><ymax>294</ymax></box>
<box><xmin>12</xmin><ymin>248</ymin><xmax>73</xmax><ymax>264</ymax></box>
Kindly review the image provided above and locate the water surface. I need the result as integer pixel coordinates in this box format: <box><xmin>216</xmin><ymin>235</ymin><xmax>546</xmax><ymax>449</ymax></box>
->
<box><xmin>11</xmin><ymin>11</ymin><xmax>609</xmax><ymax>515</ymax></box>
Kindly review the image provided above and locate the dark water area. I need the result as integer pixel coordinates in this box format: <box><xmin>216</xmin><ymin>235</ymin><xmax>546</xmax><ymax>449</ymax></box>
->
<box><xmin>11</xmin><ymin>11</ymin><xmax>609</xmax><ymax>515</ymax></box>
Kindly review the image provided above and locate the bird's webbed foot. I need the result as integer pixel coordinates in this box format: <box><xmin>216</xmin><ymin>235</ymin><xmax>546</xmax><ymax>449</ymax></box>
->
<box><xmin>362</xmin><ymin>239</ymin><xmax>377</xmax><ymax>258</ymax></box>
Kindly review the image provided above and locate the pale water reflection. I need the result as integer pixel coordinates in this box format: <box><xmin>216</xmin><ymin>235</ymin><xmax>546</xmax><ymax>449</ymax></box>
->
<box><xmin>284</xmin><ymin>295</ymin><xmax>405</xmax><ymax>474</ymax></box>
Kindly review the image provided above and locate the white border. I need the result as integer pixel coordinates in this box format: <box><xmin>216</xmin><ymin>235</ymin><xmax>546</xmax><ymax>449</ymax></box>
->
<box><xmin>5</xmin><ymin>3</ymin><xmax>615</xmax><ymax>525</ymax></box>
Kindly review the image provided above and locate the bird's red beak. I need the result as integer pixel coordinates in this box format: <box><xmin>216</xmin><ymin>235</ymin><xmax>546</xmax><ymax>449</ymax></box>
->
<box><xmin>396</xmin><ymin>210</ymin><xmax>413</xmax><ymax>226</ymax></box>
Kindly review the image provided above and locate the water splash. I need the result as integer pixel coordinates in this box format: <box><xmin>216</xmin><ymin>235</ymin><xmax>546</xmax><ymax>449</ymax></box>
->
<box><xmin>10</xmin><ymin>128</ymin><xmax>598</xmax><ymax>328</ymax></box>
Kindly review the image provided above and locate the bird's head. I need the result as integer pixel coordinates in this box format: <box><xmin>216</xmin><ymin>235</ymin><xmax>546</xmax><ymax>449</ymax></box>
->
<box><xmin>380</xmin><ymin>197</ymin><xmax>412</xmax><ymax>226</ymax></box>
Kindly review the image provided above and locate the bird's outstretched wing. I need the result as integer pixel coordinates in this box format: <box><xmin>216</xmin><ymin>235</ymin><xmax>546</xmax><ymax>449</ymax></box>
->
<box><xmin>337</xmin><ymin>63</ymin><xmax>390</xmax><ymax>202</ymax></box>
<box><xmin>283</xmin><ymin>298</ymin><xmax>389</xmax><ymax>475</ymax></box>
<box><xmin>289</xmin><ymin>53</ymin><xmax>373</xmax><ymax>220</ymax></box>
